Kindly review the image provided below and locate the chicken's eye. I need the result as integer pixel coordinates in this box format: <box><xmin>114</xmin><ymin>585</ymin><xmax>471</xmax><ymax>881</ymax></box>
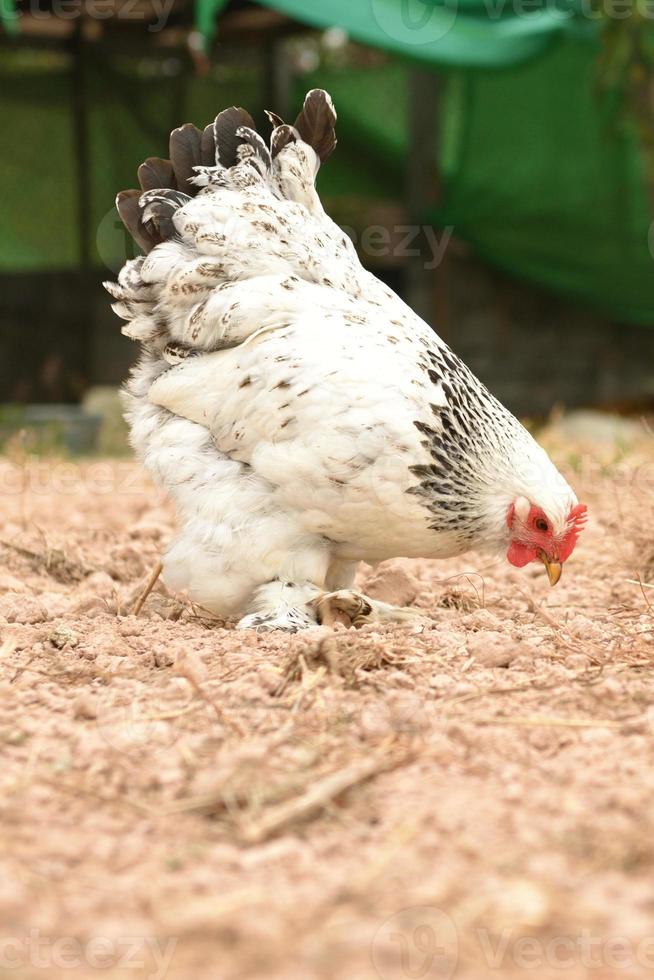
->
<box><xmin>534</xmin><ymin>517</ymin><xmax>549</xmax><ymax>533</ymax></box>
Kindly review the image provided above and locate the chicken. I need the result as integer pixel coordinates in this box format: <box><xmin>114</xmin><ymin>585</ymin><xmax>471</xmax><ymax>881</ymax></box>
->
<box><xmin>107</xmin><ymin>90</ymin><xmax>587</xmax><ymax>631</ymax></box>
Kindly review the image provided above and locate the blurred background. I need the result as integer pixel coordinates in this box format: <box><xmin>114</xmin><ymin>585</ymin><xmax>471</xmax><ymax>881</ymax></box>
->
<box><xmin>1</xmin><ymin>0</ymin><xmax>654</xmax><ymax>452</ymax></box>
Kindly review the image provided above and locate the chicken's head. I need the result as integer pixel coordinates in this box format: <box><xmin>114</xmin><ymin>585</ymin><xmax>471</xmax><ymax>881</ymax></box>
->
<box><xmin>506</xmin><ymin>496</ymin><xmax>587</xmax><ymax>586</ymax></box>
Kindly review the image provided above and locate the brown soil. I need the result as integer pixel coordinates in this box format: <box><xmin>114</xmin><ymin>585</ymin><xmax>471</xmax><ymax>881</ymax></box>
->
<box><xmin>1</xmin><ymin>437</ymin><xmax>653</xmax><ymax>980</ymax></box>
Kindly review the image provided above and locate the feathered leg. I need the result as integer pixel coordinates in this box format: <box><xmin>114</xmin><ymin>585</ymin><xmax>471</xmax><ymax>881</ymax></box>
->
<box><xmin>236</xmin><ymin>580</ymin><xmax>322</xmax><ymax>632</ymax></box>
<box><xmin>237</xmin><ymin>580</ymin><xmax>422</xmax><ymax>632</ymax></box>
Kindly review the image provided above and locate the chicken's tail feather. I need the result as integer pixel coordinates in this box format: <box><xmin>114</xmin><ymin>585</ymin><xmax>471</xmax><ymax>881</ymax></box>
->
<box><xmin>267</xmin><ymin>90</ymin><xmax>337</xmax><ymax>164</ymax></box>
<box><xmin>116</xmin><ymin>117</ymin><xmax>217</xmax><ymax>254</ymax></box>
<box><xmin>214</xmin><ymin>106</ymin><xmax>256</xmax><ymax>168</ymax></box>
<box><xmin>114</xmin><ymin>90</ymin><xmax>336</xmax><ymax>254</ymax></box>
<box><xmin>168</xmin><ymin>123</ymin><xmax>207</xmax><ymax>191</ymax></box>
<box><xmin>113</xmin><ymin>109</ymin><xmax>247</xmax><ymax>255</ymax></box>
<box><xmin>107</xmin><ymin>90</ymin><xmax>342</xmax><ymax>353</ymax></box>
<box><xmin>293</xmin><ymin>89</ymin><xmax>337</xmax><ymax>164</ymax></box>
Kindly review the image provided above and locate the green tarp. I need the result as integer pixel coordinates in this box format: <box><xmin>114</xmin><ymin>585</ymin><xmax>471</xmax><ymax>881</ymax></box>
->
<box><xmin>256</xmin><ymin>0</ymin><xmax>583</xmax><ymax>68</ymax></box>
<box><xmin>304</xmin><ymin>37</ymin><xmax>653</xmax><ymax>324</ymax></box>
<box><xmin>0</xmin><ymin>0</ymin><xmax>18</xmax><ymax>36</ymax></box>
<box><xmin>252</xmin><ymin>1</ymin><xmax>654</xmax><ymax>324</ymax></box>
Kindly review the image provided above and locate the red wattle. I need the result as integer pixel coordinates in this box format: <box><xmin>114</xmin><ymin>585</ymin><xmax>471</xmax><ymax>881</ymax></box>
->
<box><xmin>507</xmin><ymin>540</ymin><xmax>538</xmax><ymax>568</ymax></box>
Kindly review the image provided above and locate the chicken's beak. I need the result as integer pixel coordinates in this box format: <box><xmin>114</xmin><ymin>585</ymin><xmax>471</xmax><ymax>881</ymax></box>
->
<box><xmin>539</xmin><ymin>550</ymin><xmax>562</xmax><ymax>587</ymax></box>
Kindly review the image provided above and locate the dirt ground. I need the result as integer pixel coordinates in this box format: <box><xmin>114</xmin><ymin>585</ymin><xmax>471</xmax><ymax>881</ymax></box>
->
<box><xmin>1</xmin><ymin>430</ymin><xmax>653</xmax><ymax>980</ymax></box>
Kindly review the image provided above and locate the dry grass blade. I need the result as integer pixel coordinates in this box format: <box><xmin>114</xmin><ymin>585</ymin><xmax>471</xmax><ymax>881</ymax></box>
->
<box><xmin>0</xmin><ymin>538</ymin><xmax>92</xmax><ymax>583</ymax></box>
<box><xmin>273</xmin><ymin>636</ymin><xmax>341</xmax><ymax>696</ymax></box>
<box><xmin>440</xmin><ymin>678</ymin><xmax>571</xmax><ymax>707</ymax></box>
<box><xmin>626</xmin><ymin>577</ymin><xmax>653</xmax><ymax>613</ymax></box>
<box><xmin>469</xmin><ymin>714</ymin><xmax>620</xmax><ymax>729</ymax></box>
<box><xmin>27</xmin><ymin>776</ymin><xmax>155</xmax><ymax>815</ymax></box>
<box><xmin>238</xmin><ymin>747</ymin><xmax>414</xmax><ymax>845</ymax></box>
<box><xmin>132</xmin><ymin>560</ymin><xmax>164</xmax><ymax>615</ymax></box>
<box><xmin>515</xmin><ymin>587</ymin><xmax>605</xmax><ymax>664</ymax></box>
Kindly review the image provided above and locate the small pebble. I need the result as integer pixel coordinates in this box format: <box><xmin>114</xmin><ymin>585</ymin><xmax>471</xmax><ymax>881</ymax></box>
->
<box><xmin>466</xmin><ymin>631</ymin><xmax>518</xmax><ymax>667</ymax></box>
<box><xmin>49</xmin><ymin>625</ymin><xmax>79</xmax><ymax>650</ymax></box>
<box><xmin>73</xmin><ymin>696</ymin><xmax>98</xmax><ymax>720</ymax></box>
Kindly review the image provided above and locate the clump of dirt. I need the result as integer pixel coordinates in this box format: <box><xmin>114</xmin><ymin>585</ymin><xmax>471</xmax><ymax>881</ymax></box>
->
<box><xmin>0</xmin><ymin>445</ymin><xmax>653</xmax><ymax>980</ymax></box>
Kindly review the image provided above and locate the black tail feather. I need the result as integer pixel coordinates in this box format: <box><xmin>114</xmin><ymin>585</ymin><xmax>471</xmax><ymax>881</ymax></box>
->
<box><xmin>214</xmin><ymin>107</ymin><xmax>257</xmax><ymax>169</ymax></box>
<box><xmin>169</xmin><ymin>123</ymin><xmax>204</xmax><ymax>191</ymax></box>
<box><xmin>236</xmin><ymin>126</ymin><xmax>272</xmax><ymax>171</ymax></box>
<box><xmin>201</xmin><ymin>123</ymin><xmax>217</xmax><ymax>167</ymax></box>
<box><xmin>141</xmin><ymin>189</ymin><xmax>192</xmax><ymax>241</ymax></box>
<box><xmin>116</xmin><ymin>190</ymin><xmax>159</xmax><ymax>254</ymax></box>
<box><xmin>270</xmin><ymin>123</ymin><xmax>297</xmax><ymax>160</ymax></box>
<box><xmin>115</xmin><ymin>91</ymin><xmax>337</xmax><ymax>251</ymax></box>
<box><xmin>265</xmin><ymin>109</ymin><xmax>285</xmax><ymax>130</ymax></box>
<box><xmin>293</xmin><ymin>89</ymin><xmax>337</xmax><ymax>163</ymax></box>
<box><xmin>138</xmin><ymin>157</ymin><xmax>176</xmax><ymax>192</ymax></box>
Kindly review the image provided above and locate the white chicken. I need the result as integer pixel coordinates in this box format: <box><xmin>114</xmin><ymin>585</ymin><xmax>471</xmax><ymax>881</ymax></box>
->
<box><xmin>107</xmin><ymin>90</ymin><xmax>587</xmax><ymax>630</ymax></box>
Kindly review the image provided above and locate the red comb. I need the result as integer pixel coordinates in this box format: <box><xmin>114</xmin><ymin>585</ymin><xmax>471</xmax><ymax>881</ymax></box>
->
<box><xmin>559</xmin><ymin>503</ymin><xmax>587</xmax><ymax>562</ymax></box>
<box><xmin>568</xmin><ymin>503</ymin><xmax>588</xmax><ymax>529</ymax></box>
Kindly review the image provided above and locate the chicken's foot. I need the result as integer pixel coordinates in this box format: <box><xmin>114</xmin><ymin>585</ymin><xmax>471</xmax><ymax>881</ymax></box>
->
<box><xmin>236</xmin><ymin>580</ymin><xmax>423</xmax><ymax>632</ymax></box>
<box><xmin>313</xmin><ymin>590</ymin><xmax>423</xmax><ymax>628</ymax></box>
